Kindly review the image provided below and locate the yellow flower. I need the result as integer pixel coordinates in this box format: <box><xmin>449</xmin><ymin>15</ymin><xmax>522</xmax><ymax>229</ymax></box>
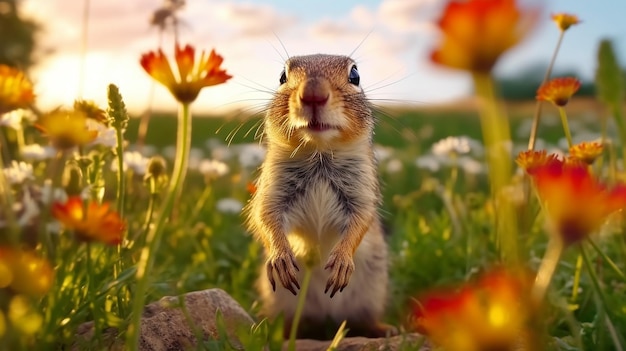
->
<box><xmin>515</xmin><ymin>150</ymin><xmax>559</xmax><ymax>171</ymax></box>
<box><xmin>536</xmin><ymin>77</ymin><xmax>581</xmax><ymax>107</ymax></box>
<box><xmin>140</xmin><ymin>43</ymin><xmax>232</xmax><ymax>103</ymax></box>
<box><xmin>0</xmin><ymin>247</ymin><xmax>54</xmax><ymax>297</ymax></box>
<box><xmin>552</xmin><ymin>13</ymin><xmax>580</xmax><ymax>31</ymax></box>
<box><xmin>74</xmin><ymin>99</ymin><xmax>108</xmax><ymax>126</ymax></box>
<box><xmin>414</xmin><ymin>269</ymin><xmax>536</xmax><ymax>351</ymax></box>
<box><xmin>569</xmin><ymin>141</ymin><xmax>603</xmax><ymax>165</ymax></box>
<box><xmin>0</xmin><ymin>64</ymin><xmax>35</xmax><ymax>114</ymax></box>
<box><xmin>528</xmin><ymin>159</ymin><xmax>626</xmax><ymax>244</ymax></box>
<box><xmin>430</xmin><ymin>0</ymin><xmax>537</xmax><ymax>73</ymax></box>
<box><xmin>52</xmin><ymin>196</ymin><xmax>125</xmax><ymax>245</ymax></box>
<box><xmin>35</xmin><ymin>109</ymin><xmax>98</xmax><ymax>149</ymax></box>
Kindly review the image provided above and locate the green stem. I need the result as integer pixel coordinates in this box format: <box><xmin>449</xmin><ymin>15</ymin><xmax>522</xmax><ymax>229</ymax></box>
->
<box><xmin>558</xmin><ymin>107</ymin><xmax>574</xmax><ymax>149</ymax></box>
<box><xmin>115</xmin><ymin>127</ymin><xmax>126</xmax><ymax>218</ymax></box>
<box><xmin>0</xmin><ymin>142</ymin><xmax>20</xmax><ymax>245</ymax></box>
<box><xmin>528</xmin><ymin>31</ymin><xmax>564</xmax><ymax>151</ymax></box>
<box><xmin>580</xmin><ymin>244</ymin><xmax>625</xmax><ymax>351</ymax></box>
<box><xmin>287</xmin><ymin>267</ymin><xmax>312</xmax><ymax>351</ymax></box>
<box><xmin>188</xmin><ymin>184</ymin><xmax>212</xmax><ymax>224</ymax></box>
<box><xmin>86</xmin><ymin>242</ymin><xmax>102</xmax><ymax>344</ymax></box>
<box><xmin>140</xmin><ymin>177</ymin><xmax>158</xmax><ymax>237</ymax></box>
<box><xmin>588</xmin><ymin>237</ymin><xmax>626</xmax><ymax>282</ymax></box>
<box><xmin>570</xmin><ymin>254</ymin><xmax>583</xmax><ymax>303</ymax></box>
<box><xmin>531</xmin><ymin>237</ymin><xmax>563</xmax><ymax>303</ymax></box>
<box><xmin>472</xmin><ymin>72</ymin><xmax>518</xmax><ymax>263</ymax></box>
<box><xmin>126</xmin><ymin>103</ymin><xmax>192</xmax><ymax>349</ymax></box>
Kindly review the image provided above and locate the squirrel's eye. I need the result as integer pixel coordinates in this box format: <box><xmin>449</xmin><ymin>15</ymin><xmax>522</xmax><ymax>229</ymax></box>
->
<box><xmin>348</xmin><ymin>65</ymin><xmax>360</xmax><ymax>86</ymax></box>
<box><xmin>279</xmin><ymin>70</ymin><xmax>287</xmax><ymax>85</ymax></box>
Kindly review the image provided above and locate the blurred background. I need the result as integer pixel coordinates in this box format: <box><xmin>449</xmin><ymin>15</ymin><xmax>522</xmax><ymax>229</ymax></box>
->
<box><xmin>1</xmin><ymin>0</ymin><xmax>624</xmax><ymax>115</ymax></box>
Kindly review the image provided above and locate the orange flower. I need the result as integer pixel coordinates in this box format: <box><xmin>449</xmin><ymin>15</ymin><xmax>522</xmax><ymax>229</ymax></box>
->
<box><xmin>35</xmin><ymin>109</ymin><xmax>98</xmax><ymax>149</ymax></box>
<box><xmin>0</xmin><ymin>64</ymin><xmax>35</xmax><ymax>114</ymax></box>
<box><xmin>515</xmin><ymin>150</ymin><xmax>559</xmax><ymax>171</ymax></box>
<box><xmin>52</xmin><ymin>196</ymin><xmax>125</xmax><ymax>245</ymax></box>
<box><xmin>536</xmin><ymin>77</ymin><xmax>581</xmax><ymax>107</ymax></box>
<box><xmin>431</xmin><ymin>0</ymin><xmax>537</xmax><ymax>73</ymax></box>
<box><xmin>414</xmin><ymin>269</ymin><xmax>535</xmax><ymax>351</ymax></box>
<box><xmin>0</xmin><ymin>247</ymin><xmax>53</xmax><ymax>297</ymax></box>
<box><xmin>74</xmin><ymin>99</ymin><xmax>108</xmax><ymax>126</ymax></box>
<box><xmin>528</xmin><ymin>159</ymin><xmax>626</xmax><ymax>244</ymax></box>
<box><xmin>569</xmin><ymin>141</ymin><xmax>603</xmax><ymax>165</ymax></box>
<box><xmin>140</xmin><ymin>43</ymin><xmax>232</xmax><ymax>103</ymax></box>
<box><xmin>552</xmin><ymin>13</ymin><xmax>580</xmax><ymax>31</ymax></box>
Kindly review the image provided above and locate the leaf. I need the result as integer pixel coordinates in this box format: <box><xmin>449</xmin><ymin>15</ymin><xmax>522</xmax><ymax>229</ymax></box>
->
<box><xmin>595</xmin><ymin>39</ymin><xmax>626</xmax><ymax>143</ymax></box>
<box><xmin>595</xmin><ymin>39</ymin><xmax>625</xmax><ymax>109</ymax></box>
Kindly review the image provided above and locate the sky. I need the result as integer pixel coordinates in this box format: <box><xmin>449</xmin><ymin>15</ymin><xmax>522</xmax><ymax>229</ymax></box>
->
<box><xmin>20</xmin><ymin>0</ymin><xmax>626</xmax><ymax>115</ymax></box>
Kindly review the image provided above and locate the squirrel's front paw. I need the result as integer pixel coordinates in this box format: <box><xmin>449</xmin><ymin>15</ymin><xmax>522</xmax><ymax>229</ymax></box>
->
<box><xmin>266</xmin><ymin>250</ymin><xmax>300</xmax><ymax>295</ymax></box>
<box><xmin>324</xmin><ymin>251</ymin><xmax>354</xmax><ymax>298</ymax></box>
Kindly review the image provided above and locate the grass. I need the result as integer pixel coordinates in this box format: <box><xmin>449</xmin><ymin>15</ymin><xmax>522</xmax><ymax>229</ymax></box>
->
<box><xmin>1</xmin><ymin>95</ymin><xmax>625</xmax><ymax>351</ymax></box>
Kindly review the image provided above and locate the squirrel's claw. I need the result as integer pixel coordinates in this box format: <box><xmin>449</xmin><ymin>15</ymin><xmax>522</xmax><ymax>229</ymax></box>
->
<box><xmin>324</xmin><ymin>251</ymin><xmax>354</xmax><ymax>298</ymax></box>
<box><xmin>266</xmin><ymin>252</ymin><xmax>300</xmax><ymax>295</ymax></box>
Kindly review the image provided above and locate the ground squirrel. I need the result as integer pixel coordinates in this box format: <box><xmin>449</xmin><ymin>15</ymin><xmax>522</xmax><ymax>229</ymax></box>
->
<box><xmin>245</xmin><ymin>54</ymin><xmax>392</xmax><ymax>339</ymax></box>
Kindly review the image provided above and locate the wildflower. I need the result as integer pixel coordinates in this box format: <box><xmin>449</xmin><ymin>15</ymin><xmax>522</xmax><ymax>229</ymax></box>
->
<box><xmin>385</xmin><ymin>159</ymin><xmax>404</xmax><ymax>174</ymax></box>
<box><xmin>536</xmin><ymin>77</ymin><xmax>581</xmax><ymax>107</ymax></box>
<box><xmin>110</xmin><ymin>151</ymin><xmax>150</xmax><ymax>176</ymax></box>
<box><xmin>458</xmin><ymin>156</ymin><xmax>484</xmax><ymax>175</ymax></box>
<box><xmin>515</xmin><ymin>150</ymin><xmax>559</xmax><ymax>171</ymax></box>
<box><xmin>0</xmin><ymin>246</ymin><xmax>54</xmax><ymax>296</ymax></box>
<box><xmin>0</xmin><ymin>65</ymin><xmax>35</xmax><ymax>114</ymax></box>
<box><xmin>140</xmin><ymin>43</ymin><xmax>232</xmax><ymax>103</ymax></box>
<box><xmin>414</xmin><ymin>269</ymin><xmax>535</xmax><ymax>351</ymax></box>
<box><xmin>0</xmin><ymin>189</ymin><xmax>40</xmax><ymax>228</ymax></box>
<box><xmin>35</xmin><ymin>109</ymin><xmax>98</xmax><ymax>149</ymax></box>
<box><xmin>430</xmin><ymin>0</ymin><xmax>537</xmax><ymax>73</ymax></box>
<box><xmin>432</xmin><ymin>136</ymin><xmax>471</xmax><ymax>156</ymax></box>
<box><xmin>568</xmin><ymin>141</ymin><xmax>603</xmax><ymax>165</ymax></box>
<box><xmin>199</xmin><ymin>159</ymin><xmax>229</xmax><ymax>180</ymax></box>
<box><xmin>3</xmin><ymin>161</ymin><xmax>34</xmax><ymax>185</ymax></box>
<box><xmin>145</xmin><ymin>156</ymin><xmax>167</xmax><ymax>181</ymax></box>
<box><xmin>238</xmin><ymin>143</ymin><xmax>267</xmax><ymax>168</ymax></box>
<box><xmin>52</xmin><ymin>196</ymin><xmax>125</xmax><ymax>245</ymax></box>
<box><xmin>415</xmin><ymin>155</ymin><xmax>440</xmax><ymax>173</ymax></box>
<box><xmin>246</xmin><ymin>181</ymin><xmax>257</xmax><ymax>195</ymax></box>
<box><xmin>552</xmin><ymin>13</ymin><xmax>580</xmax><ymax>31</ymax></box>
<box><xmin>74</xmin><ymin>99</ymin><xmax>108</xmax><ymax>126</ymax></box>
<box><xmin>216</xmin><ymin>198</ymin><xmax>243</xmax><ymax>214</ymax></box>
<box><xmin>21</xmin><ymin>144</ymin><xmax>57</xmax><ymax>161</ymax></box>
<box><xmin>527</xmin><ymin>159</ymin><xmax>626</xmax><ymax>244</ymax></box>
<box><xmin>86</xmin><ymin>119</ymin><xmax>117</xmax><ymax>148</ymax></box>
<box><xmin>0</xmin><ymin>109</ymin><xmax>28</xmax><ymax>130</ymax></box>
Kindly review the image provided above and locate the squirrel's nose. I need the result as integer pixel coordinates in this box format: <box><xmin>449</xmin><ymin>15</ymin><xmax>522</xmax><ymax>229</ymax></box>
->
<box><xmin>299</xmin><ymin>78</ymin><xmax>329</xmax><ymax>106</ymax></box>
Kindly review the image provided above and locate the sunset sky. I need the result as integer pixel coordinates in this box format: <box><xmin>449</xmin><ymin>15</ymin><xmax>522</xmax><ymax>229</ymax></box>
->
<box><xmin>21</xmin><ymin>0</ymin><xmax>626</xmax><ymax>115</ymax></box>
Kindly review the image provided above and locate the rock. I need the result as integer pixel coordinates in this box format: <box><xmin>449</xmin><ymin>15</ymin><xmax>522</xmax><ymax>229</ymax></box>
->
<box><xmin>287</xmin><ymin>334</ymin><xmax>429</xmax><ymax>351</ymax></box>
<box><xmin>73</xmin><ymin>288</ymin><xmax>255</xmax><ymax>350</ymax></box>
<box><xmin>74</xmin><ymin>289</ymin><xmax>428</xmax><ymax>351</ymax></box>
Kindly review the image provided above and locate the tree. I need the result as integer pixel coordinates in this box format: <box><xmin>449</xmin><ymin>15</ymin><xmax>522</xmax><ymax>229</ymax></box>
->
<box><xmin>0</xmin><ymin>0</ymin><xmax>39</xmax><ymax>69</ymax></box>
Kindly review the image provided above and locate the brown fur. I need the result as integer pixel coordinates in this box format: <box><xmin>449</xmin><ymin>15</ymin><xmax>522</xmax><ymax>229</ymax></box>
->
<box><xmin>245</xmin><ymin>54</ymin><xmax>394</xmax><ymax>339</ymax></box>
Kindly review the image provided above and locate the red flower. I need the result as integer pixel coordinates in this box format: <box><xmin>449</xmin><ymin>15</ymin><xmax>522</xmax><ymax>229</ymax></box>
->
<box><xmin>536</xmin><ymin>77</ymin><xmax>581</xmax><ymax>107</ymax></box>
<box><xmin>140</xmin><ymin>44</ymin><xmax>232</xmax><ymax>103</ymax></box>
<box><xmin>414</xmin><ymin>269</ymin><xmax>535</xmax><ymax>351</ymax></box>
<box><xmin>52</xmin><ymin>196</ymin><xmax>125</xmax><ymax>245</ymax></box>
<box><xmin>515</xmin><ymin>150</ymin><xmax>560</xmax><ymax>171</ymax></box>
<box><xmin>431</xmin><ymin>0</ymin><xmax>537</xmax><ymax>73</ymax></box>
<box><xmin>528</xmin><ymin>159</ymin><xmax>626</xmax><ymax>244</ymax></box>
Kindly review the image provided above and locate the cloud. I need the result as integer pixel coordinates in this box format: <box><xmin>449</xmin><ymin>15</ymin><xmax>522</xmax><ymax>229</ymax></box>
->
<box><xmin>19</xmin><ymin>0</ymin><xmax>474</xmax><ymax>115</ymax></box>
<box><xmin>377</xmin><ymin>0</ymin><xmax>441</xmax><ymax>34</ymax></box>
